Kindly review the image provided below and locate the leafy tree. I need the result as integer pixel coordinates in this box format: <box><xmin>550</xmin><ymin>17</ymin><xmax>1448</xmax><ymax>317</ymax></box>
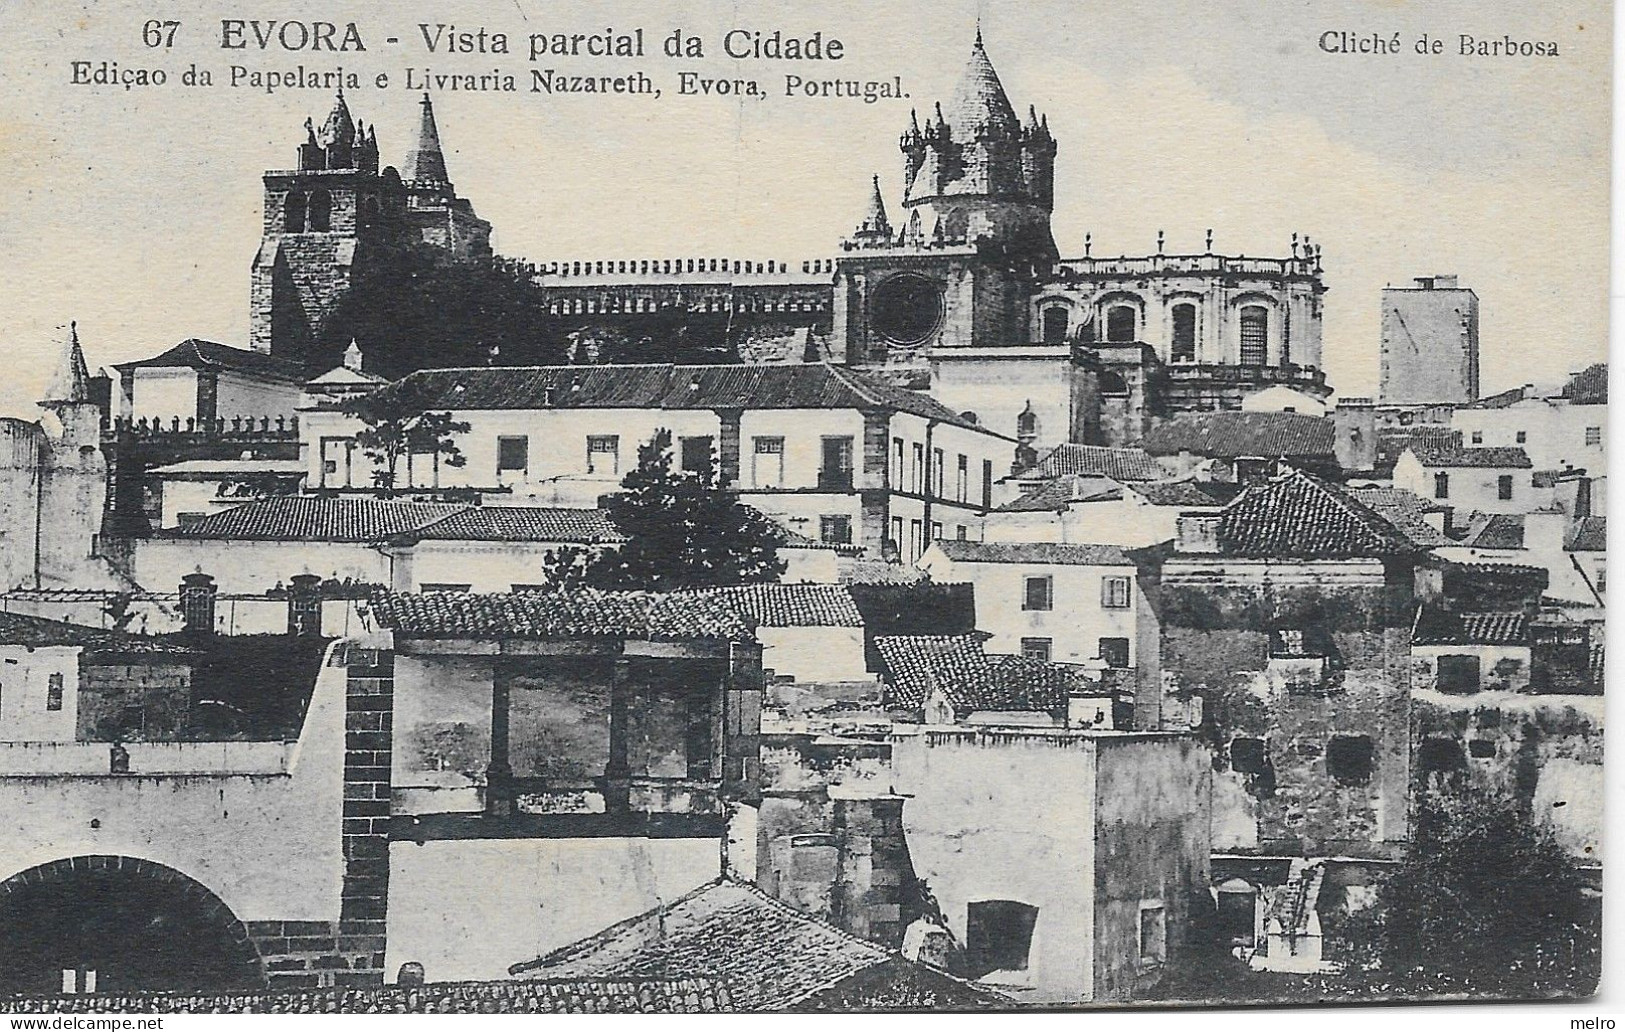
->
<box><xmin>341</xmin><ymin>379</ymin><xmax>470</xmax><ymax>495</ymax></box>
<box><xmin>541</xmin><ymin>429</ymin><xmax>785</xmax><ymax>591</ymax></box>
<box><xmin>1314</xmin><ymin>798</ymin><xmax>1600</xmax><ymax>1000</ymax></box>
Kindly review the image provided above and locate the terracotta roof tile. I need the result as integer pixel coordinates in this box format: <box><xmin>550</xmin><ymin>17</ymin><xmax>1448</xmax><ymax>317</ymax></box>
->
<box><xmin>1407</xmin><ymin>441</ymin><xmax>1532</xmax><ymax>469</ymax></box>
<box><xmin>874</xmin><ymin>634</ymin><xmax>1077</xmax><ymax>715</ymax></box>
<box><xmin>112</xmin><ymin>339</ymin><xmax>309</xmax><ymax>382</ymax></box>
<box><xmin>996</xmin><ymin>475</ymin><xmax>1121</xmax><ymax>513</ymax></box>
<box><xmin>511</xmin><ymin>878</ymin><xmax>1001</xmax><ymax>1011</ymax></box>
<box><xmin>1143</xmin><ymin>411</ymin><xmax>1336</xmax><ymax>459</ymax></box>
<box><xmin>356</xmin><ymin>364</ymin><xmax>996</xmax><ymax>434</ymax></box>
<box><xmin>1347</xmin><ymin>487</ymin><xmax>1451</xmax><ymax>548</ymax></box>
<box><xmin>0</xmin><ymin>612</ymin><xmax>194</xmax><ymax>655</ymax></box>
<box><xmin>1461</xmin><ymin>513</ymin><xmax>1525</xmax><ymax>550</ymax></box>
<box><xmin>366</xmin><ymin>590</ymin><xmax>756</xmax><ymax>642</ymax></box>
<box><xmin>409</xmin><ymin>507</ymin><xmax>627</xmax><ymax>544</ymax></box>
<box><xmin>1566</xmin><ymin>516</ymin><xmax>1606</xmax><ymax>552</ymax></box>
<box><xmin>172</xmin><ymin>498</ymin><xmax>625</xmax><ymax>545</ymax></box>
<box><xmin>930</xmin><ymin>540</ymin><xmax>1133</xmax><ymax>566</ymax></box>
<box><xmin>692</xmin><ymin>585</ymin><xmax>863</xmax><ymax>627</ymax></box>
<box><xmin>1023</xmin><ymin>444</ymin><xmax>1165</xmax><ymax>482</ymax></box>
<box><xmin>1215</xmin><ymin>469</ymin><xmax>1425</xmax><ymax>558</ymax></box>
<box><xmin>1413</xmin><ymin>607</ymin><xmax>1530</xmax><ymax>646</ymax></box>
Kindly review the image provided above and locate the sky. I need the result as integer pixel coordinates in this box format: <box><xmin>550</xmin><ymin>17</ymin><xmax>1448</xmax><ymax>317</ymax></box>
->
<box><xmin>0</xmin><ymin>0</ymin><xmax>1610</xmax><ymax>417</ymax></box>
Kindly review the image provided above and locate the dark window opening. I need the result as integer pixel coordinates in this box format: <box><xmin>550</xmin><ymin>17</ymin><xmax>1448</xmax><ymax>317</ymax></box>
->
<box><xmin>679</xmin><ymin>435</ymin><xmax>714</xmax><ymax>475</ymax></box>
<box><xmin>1436</xmin><ymin>654</ymin><xmax>1481</xmax><ymax>693</ymax></box>
<box><xmin>1098</xmin><ymin>637</ymin><xmax>1130</xmax><ymax>668</ymax></box>
<box><xmin>46</xmin><ymin>673</ymin><xmax>64</xmax><ymax>713</ymax></box>
<box><xmin>1098</xmin><ymin>370</ymin><xmax>1129</xmax><ymax>395</ymax></box>
<box><xmin>1418</xmin><ymin>737</ymin><xmax>1467</xmax><ymax>773</ymax></box>
<box><xmin>964</xmin><ymin>900</ymin><xmax>1038</xmax><ymax>978</ymax></box>
<box><xmin>1171</xmin><ymin>303</ymin><xmax>1197</xmax><ymax>363</ymax></box>
<box><xmin>820</xmin><ymin>515</ymin><xmax>852</xmax><ymax>546</ymax></box>
<box><xmin>1216</xmin><ymin>883</ymin><xmax>1257</xmax><ymax>947</ymax></box>
<box><xmin>1497</xmin><ymin>474</ymin><xmax>1514</xmax><ymax>501</ymax></box>
<box><xmin>1106</xmin><ymin>305</ymin><xmax>1137</xmax><ymax>343</ymax></box>
<box><xmin>1020</xmin><ymin>637</ymin><xmax>1052</xmax><ymax>663</ymax></box>
<box><xmin>1139</xmin><ymin>904</ymin><xmax>1167</xmax><ymax>967</ymax></box>
<box><xmin>306</xmin><ymin>189</ymin><xmax>331</xmax><ymax>232</ymax></box>
<box><xmin>1240</xmin><ymin>305</ymin><xmax>1268</xmax><ymax>366</ymax></box>
<box><xmin>283</xmin><ymin>191</ymin><xmax>306</xmax><ymax>233</ymax></box>
<box><xmin>1433</xmin><ymin>472</ymin><xmax>1450</xmax><ymax>500</ymax></box>
<box><xmin>1326</xmin><ymin>734</ymin><xmax>1374</xmax><ymax>785</ymax></box>
<box><xmin>982</xmin><ymin>460</ymin><xmax>994</xmax><ymax>509</ymax></box>
<box><xmin>1468</xmin><ymin>738</ymin><xmax>1497</xmax><ymax>759</ymax></box>
<box><xmin>820</xmin><ymin>436</ymin><xmax>854</xmax><ymax>490</ymax></box>
<box><xmin>497</xmin><ymin>435</ymin><xmax>529</xmax><ymax>472</ymax></box>
<box><xmin>1230</xmin><ymin>737</ymin><xmax>1269</xmax><ymax>775</ymax></box>
<box><xmin>1042</xmin><ymin>306</ymin><xmax>1069</xmax><ymax>344</ymax></box>
<box><xmin>1023</xmin><ymin>576</ymin><xmax>1053</xmax><ymax>611</ymax></box>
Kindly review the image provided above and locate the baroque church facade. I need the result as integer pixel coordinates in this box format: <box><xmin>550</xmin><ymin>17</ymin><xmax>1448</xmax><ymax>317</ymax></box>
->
<box><xmin>244</xmin><ymin>33</ymin><xmax>1331</xmax><ymax>458</ymax></box>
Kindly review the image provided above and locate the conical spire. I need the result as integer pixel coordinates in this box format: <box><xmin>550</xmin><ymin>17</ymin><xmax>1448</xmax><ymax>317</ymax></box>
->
<box><xmin>319</xmin><ymin>89</ymin><xmax>354</xmax><ymax>148</ymax></box>
<box><xmin>854</xmin><ymin>175</ymin><xmax>891</xmax><ymax>239</ymax></box>
<box><xmin>403</xmin><ymin>93</ymin><xmax>449</xmax><ymax>183</ymax></box>
<box><xmin>948</xmin><ymin>31</ymin><xmax>1019</xmax><ymax>139</ymax></box>
<box><xmin>41</xmin><ymin>322</ymin><xmax>91</xmax><ymax>406</ymax></box>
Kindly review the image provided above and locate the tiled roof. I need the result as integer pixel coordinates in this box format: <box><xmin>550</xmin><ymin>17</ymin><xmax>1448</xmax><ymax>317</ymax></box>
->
<box><xmin>1215</xmin><ymin>469</ymin><xmax>1426</xmax><ymax>558</ymax></box>
<box><xmin>0</xmin><ymin>612</ymin><xmax>194</xmax><ymax>655</ymax></box>
<box><xmin>169</xmin><ymin>498</ymin><xmax>624</xmax><ymax>545</ymax></box>
<box><xmin>408</xmin><ymin>507</ymin><xmax>627</xmax><ymax>544</ymax></box>
<box><xmin>1021</xmin><ymin>444</ymin><xmax>1165</xmax><ymax>482</ymax></box>
<box><xmin>0</xmin><ymin>980</ymin><xmax>729</xmax><ymax>1014</ymax></box>
<box><xmin>367</xmin><ymin>590</ymin><xmax>756</xmax><ymax>642</ymax></box>
<box><xmin>1413</xmin><ymin>607</ymin><xmax>1530</xmax><ymax>647</ymax></box>
<box><xmin>1375</xmin><ymin>426</ymin><xmax>1460</xmax><ymax>475</ymax></box>
<box><xmin>1561</xmin><ymin>363</ymin><xmax>1607</xmax><ymax>404</ymax></box>
<box><xmin>929</xmin><ymin>540</ymin><xmax>1132</xmax><ymax>566</ymax></box>
<box><xmin>874</xmin><ymin>634</ymin><xmax>1078</xmax><ymax>715</ymax></box>
<box><xmin>357</xmin><ymin>364</ymin><xmax>997</xmax><ymax>434</ymax></box>
<box><xmin>1142</xmin><ymin>411</ymin><xmax>1336</xmax><ymax>459</ymax></box>
<box><xmin>1406</xmin><ymin>441</ymin><xmax>1532</xmax><ymax>469</ymax></box>
<box><xmin>838</xmin><ymin>560</ymin><xmax>930</xmax><ymax>585</ymax></box>
<box><xmin>1347</xmin><ymin>487</ymin><xmax>1451</xmax><ymax>548</ymax></box>
<box><xmin>1467</xmin><ymin>386</ymin><xmax>1530</xmax><ymax>409</ymax></box>
<box><xmin>1460</xmin><ymin>513</ymin><xmax>1525</xmax><ymax>550</ymax></box>
<box><xmin>510</xmin><ymin>878</ymin><xmax>1001</xmax><ymax>1011</ymax></box>
<box><xmin>996</xmin><ymin>475</ymin><xmax>1121</xmax><ymax>513</ymax></box>
<box><xmin>1128</xmin><ymin>479</ymin><xmax>1243</xmax><ymax>508</ymax></box>
<box><xmin>112</xmin><ymin>339</ymin><xmax>309</xmax><ymax>382</ymax></box>
<box><xmin>1566</xmin><ymin>516</ymin><xmax>1606</xmax><ymax>552</ymax></box>
<box><xmin>693</xmin><ymin>584</ymin><xmax>863</xmax><ymax>628</ymax></box>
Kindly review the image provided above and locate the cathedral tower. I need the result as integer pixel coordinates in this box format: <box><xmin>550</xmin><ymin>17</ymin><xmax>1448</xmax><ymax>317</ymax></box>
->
<box><xmin>833</xmin><ymin>31</ymin><xmax>1058</xmax><ymax>370</ymax></box>
<box><xmin>249</xmin><ymin>92</ymin><xmax>490</xmax><ymax>368</ymax></box>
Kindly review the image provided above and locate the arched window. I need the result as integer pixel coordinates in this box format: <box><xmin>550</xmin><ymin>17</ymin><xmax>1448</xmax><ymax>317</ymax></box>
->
<box><xmin>1016</xmin><ymin>405</ymin><xmax>1039</xmax><ymax>440</ymax></box>
<box><xmin>1098</xmin><ymin>370</ymin><xmax>1128</xmax><ymax>395</ymax></box>
<box><xmin>1240</xmin><ymin>305</ymin><xmax>1269</xmax><ymax>366</ymax></box>
<box><xmin>283</xmin><ymin>191</ymin><xmax>306</xmax><ymax>233</ymax></box>
<box><xmin>1171</xmin><ymin>303</ymin><xmax>1197</xmax><ymax>363</ymax></box>
<box><xmin>1106</xmin><ymin>305</ymin><xmax>1137</xmax><ymax>343</ymax></box>
<box><xmin>307</xmin><ymin>190</ymin><xmax>332</xmax><ymax>232</ymax></box>
<box><xmin>1042</xmin><ymin>306</ymin><xmax>1069</xmax><ymax>344</ymax></box>
<box><xmin>360</xmin><ymin>196</ymin><xmax>381</xmax><ymax>230</ymax></box>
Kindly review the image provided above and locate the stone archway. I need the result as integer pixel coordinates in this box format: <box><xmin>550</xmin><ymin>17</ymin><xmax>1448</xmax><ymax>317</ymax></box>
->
<box><xmin>0</xmin><ymin>856</ymin><xmax>265</xmax><ymax>996</ymax></box>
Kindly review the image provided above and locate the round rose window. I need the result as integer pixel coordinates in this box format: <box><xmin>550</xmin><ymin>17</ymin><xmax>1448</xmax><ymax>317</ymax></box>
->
<box><xmin>870</xmin><ymin>274</ymin><xmax>944</xmax><ymax>346</ymax></box>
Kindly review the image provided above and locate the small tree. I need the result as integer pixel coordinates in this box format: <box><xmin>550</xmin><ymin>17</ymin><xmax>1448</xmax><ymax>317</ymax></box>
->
<box><xmin>342</xmin><ymin>380</ymin><xmax>470</xmax><ymax>495</ymax></box>
<box><xmin>542</xmin><ymin>429</ymin><xmax>785</xmax><ymax>591</ymax></box>
<box><xmin>1315</xmin><ymin>798</ymin><xmax>1600</xmax><ymax>1000</ymax></box>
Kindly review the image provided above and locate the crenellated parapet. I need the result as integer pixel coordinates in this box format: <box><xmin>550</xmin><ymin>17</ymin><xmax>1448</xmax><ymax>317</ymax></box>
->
<box><xmin>104</xmin><ymin>415</ymin><xmax>301</xmax><ymax>441</ymax></box>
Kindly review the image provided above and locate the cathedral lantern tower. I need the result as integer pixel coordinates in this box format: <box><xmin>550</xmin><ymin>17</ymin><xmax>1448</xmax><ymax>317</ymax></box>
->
<box><xmin>833</xmin><ymin>31</ymin><xmax>1058</xmax><ymax>372</ymax></box>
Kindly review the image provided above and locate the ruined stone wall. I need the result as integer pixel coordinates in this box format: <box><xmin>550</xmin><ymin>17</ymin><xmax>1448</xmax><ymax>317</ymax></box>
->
<box><xmin>1411</xmin><ymin>689</ymin><xmax>1604</xmax><ymax>861</ymax></box>
<box><xmin>1161</xmin><ymin>559</ymin><xmax>1413</xmax><ymax>858</ymax></box>
<box><xmin>76</xmin><ymin>660</ymin><xmax>192</xmax><ymax>743</ymax></box>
